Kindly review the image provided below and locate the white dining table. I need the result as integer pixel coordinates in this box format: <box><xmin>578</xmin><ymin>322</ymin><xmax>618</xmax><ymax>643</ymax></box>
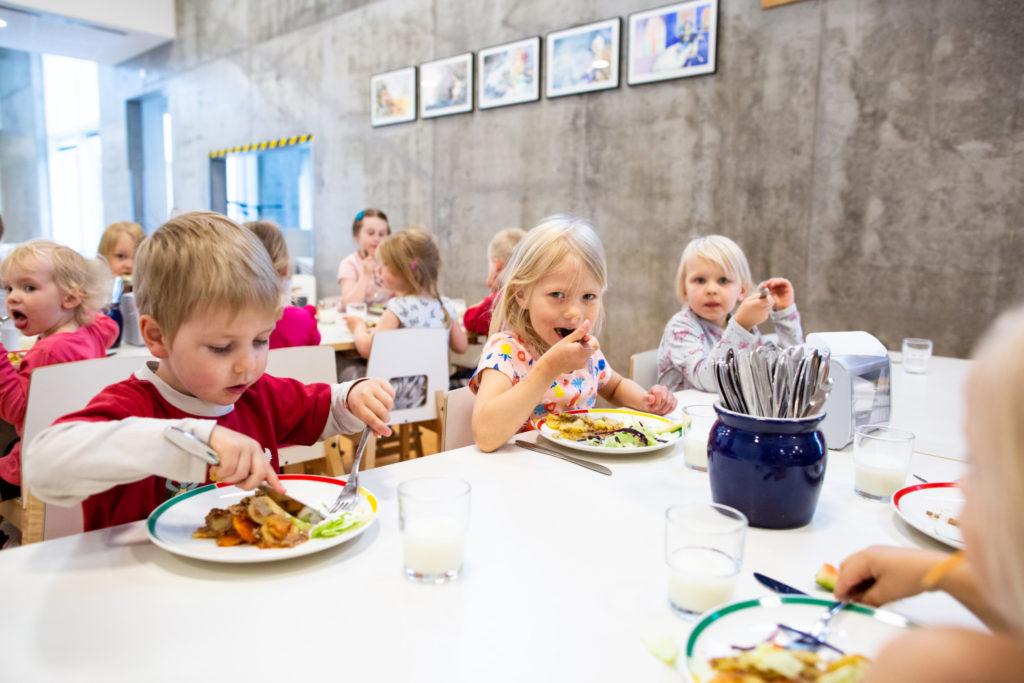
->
<box><xmin>0</xmin><ymin>358</ymin><xmax>977</xmax><ymax>682</ymax></box>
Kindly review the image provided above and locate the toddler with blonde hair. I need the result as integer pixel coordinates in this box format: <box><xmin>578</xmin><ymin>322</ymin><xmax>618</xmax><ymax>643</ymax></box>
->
<box><xmin>29</xmin><ymin>212</ymin><xmax>394</xmax><ymax>531</ymax></box>
<box><xmin>97</xmin><ymin>220</ymin><xmax>145</xmax><ymax>278</ymax></box>
<box><xmin>657</xmin><ymin>235</ymin><xmax>803</xmax><ymax>392</ymax></box>
<box><xmin>463</xmin><ymin>227</ymin><xmax>526</xmax><ymax>336</ymax></box>
<box><xmin>0</xmin><ymin>241</ymin><xmax>118</xmax><ymax>499</ymax></box>
<box><xmin>470</xmin><ymin>215</ymin><xmax>676</xmax><ymax>452</ymax></box>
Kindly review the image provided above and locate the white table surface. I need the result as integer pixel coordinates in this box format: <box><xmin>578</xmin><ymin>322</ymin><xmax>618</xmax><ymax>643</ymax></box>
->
<box><xmin>0</xmin><ymin>361</ymin><xmax>977</xmax><ymax>682</ymax></box>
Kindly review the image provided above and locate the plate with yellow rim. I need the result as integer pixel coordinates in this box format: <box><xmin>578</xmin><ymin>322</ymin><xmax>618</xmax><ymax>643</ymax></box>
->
<box><xmin>534</xmin><ymin>408</ymin><xmax>686</xmax><ymax>455</ymax></box>
<box><xmin>146</xmin><ymin>474</ymin><xmax>378</xmax><ymax>563</ymax></box>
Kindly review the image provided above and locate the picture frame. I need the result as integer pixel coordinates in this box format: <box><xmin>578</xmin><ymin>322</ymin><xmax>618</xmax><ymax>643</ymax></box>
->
<box><xmin>370</xmin><ymin>67</ymin><xmax>417</xmax><ymax>127</ymax></box>
<box><xmin>544</xmin><ymin>17</ymin><xmax>621</xmax><ymax>98</ymax></box>
<box><xmin>419</xmin><ymin>53</ymin><xmax>474</xmax><ymax>119</ymax></box>
<box><xmin>477</xmin><ymin>36</ymin><xmax>541</xmax><ymax>110</ymax></box>
<box><xmin>627</xmin><ymin>0</ymin><xmax>718</xmax><ymax>86</ymax></box>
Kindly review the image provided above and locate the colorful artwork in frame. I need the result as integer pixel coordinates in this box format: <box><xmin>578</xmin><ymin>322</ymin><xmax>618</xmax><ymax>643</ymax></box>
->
<box><xmin>545</xmin><ymin>18</ymin><xmax>621</xmax><ymax>98</ymax></box>
<box><xmin>627</xmin><ymin>0</ymin><xmax>718</xmax><ymax>85</ymax></box>
<box><xmin>477</xmin><ymin>37</ymin><xmax>541</xmax><ymax>110</ymax></box>
<box><xmin>370</xmin><ymin>67</ymin><xmax>416</xmax><ymax>127</ymax></box>
<box><xmin>419</xmin><ymin>53</ymin><xmax>474</xmax><ymax>119</ymax></box>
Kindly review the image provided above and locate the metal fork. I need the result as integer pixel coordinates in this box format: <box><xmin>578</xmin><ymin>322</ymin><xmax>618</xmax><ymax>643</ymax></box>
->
<box><xmin>327</xmin><ymin>427</ymin><xmax>373</xmax><ymax>514</ymax></box>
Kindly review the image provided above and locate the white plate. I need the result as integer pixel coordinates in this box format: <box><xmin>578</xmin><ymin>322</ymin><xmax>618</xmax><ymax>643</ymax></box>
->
<box><xmin>536</xmin><ymin>408</ymin><xmax>683</xmax><ymax>455</ymax></box>
<box><xmin>146</xmin><ymin>474</ymin><xmax>378</xmax><ymax>563</ymax></box>
<box><xmin>892</xmin><ymin>482</ymin><xmax>964</xmax><ymax>549</ymax></box>
<box><xmin>686</xmin><ymin>595</ymin><xmax>911</xmax><ymax>681</ymax></box>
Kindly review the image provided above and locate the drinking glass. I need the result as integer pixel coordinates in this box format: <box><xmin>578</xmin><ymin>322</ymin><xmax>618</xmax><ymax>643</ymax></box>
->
<box><xmin>665</xmin><ymin>503</ymin><xmax>746</xmax><ymax>617</ymax></box>
<box><xmin>398</xmin><ymin>477</ymin><xmax>471</xmax><ymax>584</ymax></box>
<box><xmin>682</xmin><ymin>404</ymin><xmax>717</xmax><ymax>471</ymax></box>
<box><xmin>902</xmin><ymin>338</ymin><xmax>933</xmax><ymax>374</ymax></box>
<box><xmin>317</xmin><ymin>299</ymin><xmax>338</xmax><ymax>324</ymax></box>
<box><xmin>853</xmin><ymin>425</ymin><xmax>915</xmax><ymax>501</ymax></box>
<box><xmin>346</xmin><ymin>302</ymin><xmax>368</xmax><ymax>319</ymax></box>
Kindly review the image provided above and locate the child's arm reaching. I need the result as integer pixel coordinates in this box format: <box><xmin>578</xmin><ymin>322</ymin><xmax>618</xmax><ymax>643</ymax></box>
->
<box><xmin>658</xmin><ymin>311</ymin><xmax>759</xmax><ymax>392</ymax></box>
<box><xmin>761</xmin><ymin>277</ymin><xmax>804</xmax><ymax>346</ymax></box>
<box><xmin>472</xmin><ymin>323</ymin><xmax>596</xmax><ymax>452</ymax></box>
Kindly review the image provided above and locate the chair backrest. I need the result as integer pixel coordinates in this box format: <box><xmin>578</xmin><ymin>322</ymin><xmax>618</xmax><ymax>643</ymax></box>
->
<box><xmin>367</xmin><ymin>328</ymin><xmax>449</xmax><ymax>424</ymax></box>
<box><xmin>439</xmin><ymin>387</ymin><xmax>475</xmax><ymax>452</ymax></box>
<box><xmin>629</xmin><ymin>348</ymin><xmax>659</xmax><ymax>389</ymax></box>
<box><xmin>23</xmin><ymin>354</ymin><xmax>150</xmax><ymax>540</ymax></box>
<box><xmin>265</xmin><ymin>345</ymin><xmax>338</xmax><ymax>466</ymax></box>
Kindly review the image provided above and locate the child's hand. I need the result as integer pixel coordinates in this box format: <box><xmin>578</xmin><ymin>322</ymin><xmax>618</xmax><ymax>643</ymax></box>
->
<box><xmin>760</xmin><ymin>278</ymin><xmax>795</xmax><ymax>310</ymax></box>
<box><xmin>835</xmin><ymin>546</ymin><xmax>949</xmax><ymax>606</ymax></box>
<box><xmin>347</xmin><ymin>378</ymin><xmax>395</xmax><ymax>437</ymax></box>
<box><xmin>208</xmin><ymin>426</ymin><xmax>284</xmax><ymax>493</ymax></box>
<box><xmin>540</xmin><ymin>320</ymin><xmax>597</xmax><ymax>376</ymax></box>
<box><xmin>733</xmin><ymin>291</ymin><xmax>774</xmax><ymax>331</ymax></box>
<box><xmin>344</xmin><ymin>315</ymin><xmax>366</xmax><ymax>331</ymax></box>
<box><xmin>643</xmin><ymin>385</ymin><xmax>677</xmax><ymax>415</ymax></box>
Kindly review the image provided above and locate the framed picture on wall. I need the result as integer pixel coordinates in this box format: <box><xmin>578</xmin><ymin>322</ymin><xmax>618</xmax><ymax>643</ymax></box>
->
<box><xmin>420</xmin><ymin>53</ymin><xmax>474</xmax><ymax>119</ymax></box>
<box><xmin>545</xmin><ymin>18</ymin><xmax>621</xmax><ymax>98</ymax></box>
<box><xmin>627</xmin><ymin>0</ymin><xmax>718</xmax><ymax>85</ymax></box>
<box><xmin>477</xmin><ymin>37</ymin><xmax>541</xmax><ymax>110</ymax></box>
<box><xmin>370</xmin><ymin>67</ymin><xmax>417</xmax><ymax>127</ymax></box>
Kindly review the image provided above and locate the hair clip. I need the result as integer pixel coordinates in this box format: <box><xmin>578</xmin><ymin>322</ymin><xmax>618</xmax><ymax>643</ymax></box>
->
<box><xmin>355</xmin><ymin>210</ymin><xmax>365</xmax><ymax>222</ymax></box>
<box><xmin>410</xmin><ymin>258</ymin><xmax>419</xmax><ymax>272</ymax></box>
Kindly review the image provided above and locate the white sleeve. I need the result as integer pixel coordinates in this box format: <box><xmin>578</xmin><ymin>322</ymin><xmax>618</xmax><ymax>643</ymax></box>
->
<box><xmin>659</xmin><ymin>314</ymin><xmax>755</xmax><ymax>392</ymax></box>
<box><xmin>28</xmin><ymin>417</ymin><xmax>217</xmax><ymax>508</ymax></box>
<box><xmin>319</xmin><ymin>381</ymin><xmax>369</xmax><ymax>438</ymax></box>
<box><xmin>770</xmin><ymin>304</ymin><xmax>804</xmax><ymax>347</ymax></box>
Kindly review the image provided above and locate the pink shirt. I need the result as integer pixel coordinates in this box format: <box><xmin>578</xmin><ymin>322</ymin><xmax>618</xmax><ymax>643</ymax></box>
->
<box><xmin>0</xmin><ymin>314</ymin><xmax>119</xmax><ymax>485</ymax></box>
<box><xmin>269</xmin><ymin>305</ymin><xmax>321</xmax><ymax>349</ymax></box>
<box><xmin>337</xmin><ymin>252</ymin><xmax>392</xmax><ymax>305</ymax></box>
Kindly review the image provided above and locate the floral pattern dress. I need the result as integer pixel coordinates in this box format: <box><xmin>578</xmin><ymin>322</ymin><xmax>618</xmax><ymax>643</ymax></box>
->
<box><xmin>386</xmin><ymin>295</ymin><xmax>457</xmax><ymax>329</ymax></box>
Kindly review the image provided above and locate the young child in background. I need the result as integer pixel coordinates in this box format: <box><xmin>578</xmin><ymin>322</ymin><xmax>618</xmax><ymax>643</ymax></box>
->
<box><xmin>244</xmin><ymin>220</ymin><xmax>320</xmax><ymax>349</ymax></box>
<box><xmin>97</xmin><ymin>221</ymin><xmax>145</xmax><ymax>278</ymax></box>
<box><xmin>28</xmin><ymin>212</ymin><xmax>394</xmax><ymax>531</ymax></box>
<box><xmin>0</xmin><ymin>242</ymin><xmax>118</xmax><ymax>500</ymax></box>
<box><xmin>657</xmin><ymin>235</ymin><xmax>803</xmax><ymax>392</ymax></box>
<box><xmin>338</xmin><ymin>208</ymin><xmax>392</xmax><ymax>307</ymax></box>
<box><xmin>463</xmin><ymin>227</ymin><xmax>526</xmax><ymax>336</ymax></box>
<box><xmin>470</xmin><ymin>215</ymin><xmax>676</xmax><ymax>452</ymax></box>
<box><xmin>831</xmin><ymin>306</ymin><xmax>1024</xmax><ymax>680</ymax></box>
<box><xmin>345</xmin><ymin>228</ymin><xmax>468</xmax><ymax>358</ymax></box>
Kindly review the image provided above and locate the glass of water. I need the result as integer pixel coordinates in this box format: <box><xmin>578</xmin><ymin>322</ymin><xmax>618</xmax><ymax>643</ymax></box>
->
<box><xmin>682</xmin><ymin>404</ymin><xmax>717</xmax><ymax>471</ymax></box>
<box><xmin>346</xmin><ymin>302</ymin><xmax>368</xmax><ymax>319</ymax></box>
<box><xmin>902</xmin><ymin>338</ymin><xmax>933</xmax><ymax>374</ymax></box>
<box><xmin>665</xmin><ymin>503</ymin><xmax>746</xmax><ymax>617</ymax></box>
<box><xmin>399</xmin><ymin>477</ymin><xmax>471</xmax><ymax>584</ymax></box>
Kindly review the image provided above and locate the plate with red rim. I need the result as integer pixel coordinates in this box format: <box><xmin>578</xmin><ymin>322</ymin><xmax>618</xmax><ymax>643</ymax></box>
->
<box><xmin>891</xmin><ymin>482</ymin><xmax>964</xmax><ymax>549</ymax></box>
<box><xmin>533</xmin><ymin>408</ymin><xmax>684</xmax><ymax>455</ymax></box>
<box><xmin>146</xmin><ymin>474</ymin><xmax>378</xmax><ymax>563</ymax></box>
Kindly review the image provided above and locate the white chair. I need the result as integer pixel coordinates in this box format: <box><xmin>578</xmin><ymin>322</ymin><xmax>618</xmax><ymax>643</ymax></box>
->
<box><xmin>367</xmin><ymin>328</ymin><xmax>450</xmax><ymax>461</ymax></box>
<box><xmin>629</xmin><ymin>348</ymin><xmax>659</xmax><ymax>388</ymax></box>
<box><xmin>18</xmin><ymin>355</ymin><xmax>151</xmax><ymax>542</ymax></box>
<box><xmin>265</xmin><ymin>345</ymin><xmax>345</xmax><ymax>475</ymax></box>
<box><xmin>438</xmin><ymin>387</ymin><xmax>475</xmax><ymax>452</ymax></box>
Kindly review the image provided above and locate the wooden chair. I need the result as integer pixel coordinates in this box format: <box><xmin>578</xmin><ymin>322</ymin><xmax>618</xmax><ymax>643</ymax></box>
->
<box><xmin>367</xmin><ymin>328</ymin><xmax>449</xmax><ymax>462</ymax></box>
<box><xmin>629</xmin><ymin>348</ymin><xmax>659</xmax><ymax>388</ymax></box>
<box><xmin>437</xmin><ymin>386</ymin><xmax>475</xmax><ymax>452</ymax></box>
<box><xmin>13</xmin><ymin>355</ymin><xmax>150</xmax><ymax>543</ymax></box>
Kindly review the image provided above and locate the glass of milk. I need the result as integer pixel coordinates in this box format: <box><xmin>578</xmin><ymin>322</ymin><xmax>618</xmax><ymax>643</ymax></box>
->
<box><xmin>398</xmin><ymin>476</ymin><xmax>471</xmax><ymax>584</ymax></box>
<box><xmin>853</xmin><ymin>425</ymin><xmax>915</xmax><ymax>501</ymax></box>
<box><xmin>682</xmin><ymin>404</ymin><xmax>717</xmax><ymax>471</ymax></box>
<box><xmin>902</xmin><ymin>338</ymin><xmax>933</xmax><ymax>374</ymax></box>
<box><xmin>665</xmin><ymin>503</ymin><xmax>747</xmax><ymax>617</ymax></box>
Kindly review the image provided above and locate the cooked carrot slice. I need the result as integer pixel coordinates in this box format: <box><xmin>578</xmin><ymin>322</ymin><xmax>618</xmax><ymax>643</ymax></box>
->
<box><xmin>231</xmin><ymin>514</ymin><xmax>259</xmax><ymax>544</ymax></box>
<box><xmin>216</xmin><ymin>533</ymin><xmax>243</xmax><ymax>547</ymax></box>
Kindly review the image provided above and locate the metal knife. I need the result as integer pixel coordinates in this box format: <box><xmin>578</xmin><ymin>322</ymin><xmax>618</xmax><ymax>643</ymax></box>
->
<box><xmin>754</xmin><ymin>572</ymin><xmax>808</xmax><ymax>595</ymax></box>
<box><xmin>514</xmin><ymin>439</ymin><xmax>612</xmax><ymax>476</ymax></box>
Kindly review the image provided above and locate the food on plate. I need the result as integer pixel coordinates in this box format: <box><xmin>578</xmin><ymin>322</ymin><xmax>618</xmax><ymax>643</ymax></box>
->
<box><xmin>710</xmin><ymin>642</ymin><xmax>870</xmax><ymax>682</ymax></box>
<box><xmin>815</xmin><ymin>563</ymin><xmax>839</xmax><ymax>592</ymax></box>
<box><xmin>311</xmin><ymin>510</ymin><xmax>368</xmax><ymax>538</ymax></box>
<box><xmin>925</xmin><ymin>509</ymin><xmax>960</xmax><ymax>527</ymax></box>
<box><xmin>545</xmin><ymin>412</ymin><xmax>662</xmax><ymax>448</ymax></box>
<box><xmin>192</xmin><ymin>493</ymin><xmax>311</xmax><ymax>549</ymax></box>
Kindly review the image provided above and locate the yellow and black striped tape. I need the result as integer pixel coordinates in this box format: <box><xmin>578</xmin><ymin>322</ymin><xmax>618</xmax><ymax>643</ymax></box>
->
<box><xmin>209</xmin><ymin>133</ymin><xmax>313</xmax><ymax>158</ymax></box>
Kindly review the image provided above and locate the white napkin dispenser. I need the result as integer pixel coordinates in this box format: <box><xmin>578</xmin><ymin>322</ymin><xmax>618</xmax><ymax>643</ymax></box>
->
<box><xmin>806</xmin><ymin>332</ymin><xmax>892</xmax><ymax>449</ymax></box>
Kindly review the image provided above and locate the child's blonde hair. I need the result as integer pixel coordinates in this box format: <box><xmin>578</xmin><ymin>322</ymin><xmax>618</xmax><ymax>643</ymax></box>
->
<box><xmin>134</xmin><ymin>211</ymin><xmax>282</xmax><ymax>343</ymax></box>
<box><xmin>244</xmin><ymin>220</ymin><xmax>290</xmax><ymax>277</ymax></box>
<box><xmin>968</xmin><ymin>305</ymin><xmax>1024</xmax><ymax>633</ymax></box>
<box><xmin>97</xmin><ymin>221</ymin><xmax>145</xmax><ymax>260</ymax></box>
<box><xmin>0</xmin><ymin>241</ymin><xmax>107</xmax><ymax>326</ymax></box>
<box><xmin>675</xmin><ymin>235</ymin><xmax>754</xmax><ymax>303</ymax></box>
<box><xmin>487</xmin><ymin>228</ymin><xmax>526</xmax><ymax>264</ymax></box>
<box><xmin>490</xmin><ymin>215</ymin><xmax>607</xmax><ymax>354</ymax></box>
<box><xmin>376</xmin><ymin>228</ymin><xmax>451</xmax><ymax>327</ymax></box>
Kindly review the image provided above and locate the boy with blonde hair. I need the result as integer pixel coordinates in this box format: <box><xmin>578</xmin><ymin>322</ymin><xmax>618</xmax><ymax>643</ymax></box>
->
<box><xmin>657</xmin><ymin>235</ymin><xmax>803</xmax><ymax>392</ymax></box>
<box><xmin>30</xmin><ymin>212</ymin><xmax>394</xmax><ymax>531</ymax></box>
<box><xmin>463</xmin><ymin>227</ymin><xmax>526</xmax><ymax>335</ymax></box>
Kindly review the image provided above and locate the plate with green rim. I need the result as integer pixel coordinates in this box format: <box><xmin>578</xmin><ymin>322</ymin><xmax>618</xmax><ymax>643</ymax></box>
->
<box><xmin>146</xmin><ymin>474</ymin><xmax>378</xmax><ymax>563</ymax></box>
<box><xmin>685</xmin><ymin>595</ymin><xmax>911</xmax><ymax>681</ymax></box>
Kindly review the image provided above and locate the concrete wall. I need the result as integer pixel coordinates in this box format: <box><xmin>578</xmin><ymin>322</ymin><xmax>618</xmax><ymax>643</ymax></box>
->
<box><xmin>0</xmin><ymin>48</ymin><xmax>49</xmax><ymax>243</ymax></box>
<box><xmin>98</xmin><ymin>0</ymin><xmax>1024</xmax><ymax>369</ymax></box>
